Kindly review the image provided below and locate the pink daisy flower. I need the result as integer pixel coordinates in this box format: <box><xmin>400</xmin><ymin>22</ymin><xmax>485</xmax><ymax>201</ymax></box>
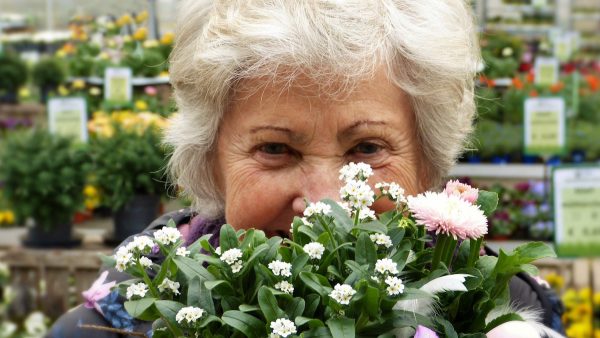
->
<box><xmin>414</xmin><ymin>325</ymin><xmax>439</xmax><ymax>338</ymax></box>
<box><xmin>407</xmin><ymin>192</ymin><xmax>488</xmax><ymax>240</ymax></box>
<box><xmin>444</xmin><ymin>180</ymin><xmax>479</xmax><ymax>204</ymax></box>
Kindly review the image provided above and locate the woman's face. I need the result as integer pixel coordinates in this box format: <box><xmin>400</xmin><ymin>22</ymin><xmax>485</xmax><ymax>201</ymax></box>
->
<box><xmin>214</xmin><ymin>70</ymin><xmax>428</xmax><ymax>237</ymax></box>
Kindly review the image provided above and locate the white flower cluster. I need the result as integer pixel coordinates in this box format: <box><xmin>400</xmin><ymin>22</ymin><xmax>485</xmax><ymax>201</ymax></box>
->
<box><xmin>126</xmin><ymin>282</ymin><xmax>148</xmax><ymax>300</ymax></box>
<box><xmin>270</xmin><ymin>318</ymin><xmax>297</xmax><ymax>338</ymax></box>
<box><xmin>303</xmin><ymin>242</ymin><xmax>325</xmax><ymax>260</ymax></box>
<box><xmin>375</xmin><ymin>258</ymin><xmax>399</xmax><ymax>275</ymax></box>
<box><xmin>114</xmin><ymin>246</ymin><xmax>133</xmax><ymax>272</ymax></box>
<box><xmin>303</xmin><ymin>202</ymin><xmax>332</xmax><ymax>217</ymax></box>
<box><xmin>274</xmin><ymin>281</ymin><xmax>294</xmax><ymax>294</ymax></box>
<box><xmin>370</xmin><ymin>233</ymin><xmax>393</xmax><ymax>248</ymax></box>
<box><xmin>339</xmin><ymin>162</ymin><xmax>373</xmax><ymax>182</ymax></box>
<box><xmin>329</xmin><ymin>283</ymin><xmax>357</xmax><ymax>305</ymax></box>
<box><xmin>126</xmin><ymin>235</ymin><xmax>154</xmax><ymax>253</ymax></box>
<box><xmin>268</xmin><ymin>260</ymin><xmax>292</xmax><ymax>277</ymax></box>
<box><xmin>338</xmin><ymin>163</ymin><xmax>376</xmax><ymax>221</ymax></box>
<box><xmin>158</xmin><ymin>278</ymin><xmax>180</xmax><ymax>295</ymax></box>
<box><xmin>176</xmin><ymin>246</ymin><xmax>190</xmax><ymax>257</ymax></box>
<box><xmin>175</xmin><ymin>306</ymin><xmax>205</xmax><ymax>324</ymax></box>
<box><xmin>139</xmin><ymin>256</ymin><xmax>153</xmax><ymax>268</ymax></box>
<box><xmin>154</xmin><ymin>226</ymin><xmax>182</xmax><ymax>245</ymax></box>
<box><xmin>220</xmin><ymin>248</ymin><xmax>243</xmax><ymax>273</ymax></box>
<box><xmin>375</xmin><ymin>182</ymin><xmax>407</xmax><ymax>204</ymax></box>
<box><xmin>385</xmin><ymin>276</ymin><xmax>405</xmax><ymax>296</ymax></box>
<box><xmin>339</xmin><ymin>179</ymin><xmax>375</xmax><ymax>210</ymax></box>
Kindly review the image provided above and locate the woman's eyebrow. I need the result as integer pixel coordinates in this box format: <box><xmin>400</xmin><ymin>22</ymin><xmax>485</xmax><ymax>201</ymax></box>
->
<box><xmin>339</xmin><ymin>120</ymin><xmax>388</xmax><ymax>139</ymax></box>
<box><xmin>249</xmin><ymin>126</ymin><xmax>293</xmax><ymax>135</ymax></box>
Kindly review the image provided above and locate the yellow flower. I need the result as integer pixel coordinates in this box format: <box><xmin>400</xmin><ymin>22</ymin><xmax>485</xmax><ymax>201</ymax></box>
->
<box><xmin>543</xmin><ymin>273</ymin><xmax>564</xmax><ymax>291</ymax></box>
<box><xmin>159</xmin><ymin>70</ymin><xmax>169</xmax><ymax>78</ymax></box>
<box><xmin>133</xmin><ymin>27</ymin><xmax>147</xmax><ymax>41</ymax></box>
<box><xmin>89</xmin><ymin>87</ymin><xmax>101</xmax><ymax>96</ymax></box>
<box><xmin>160</xmin><ymin>32</ymin><xmax>174</xmax><ymax>45</ymax></box>
<box><xmin>579</xmin><ymin>287</ymin><xmax>592</xmax><ymax>300</ymax></box>
<box><xmin>135</xmin><ymin>10</ymin><xmax>149</xmax><ymax>23</ymax></box>
<box><xmin>143</xmin><ymin>40</ymin><xmax>159</xmax><ymax>49</ymax></box>
<box><xmin>5</xmin><ymin>211</ymin><xmax>14</xmax><ymax>224</ymax></box>
<box><xmin>55</xmin><ymin>50</ymin><xmax>67</xmax><ymax>58</ymax></box>
<box><xmin>58</xmin><ymin>85</ymin><xmax>70</xmax><ymax>96</ymax></box>
<box><xmin>18</xmin><ymin>87</ymin><xmax>31</xmax><ymax>99</ymax></box>
<box><xmin>135</xmin><ymin>100</ymin><xmax>149</xmax><ymax>111</ymax></box>
<box><xmin>85</xmin><ymin>197</ymin><xmax>100</xmax><ymax>210</ymax></box>
<box><xmin>72</xmin><ymin>79</ymin><xmax>86</xmax><ymax>90</ymax></box>
<box><xmin>123</xmin><ymin>35</ymin><xmax>132</xmax><ymax>43</ymax></box>
<box><xmin>566</xmin><ymin>322</ymin><xmax>592</xmax><ymax>338</ymax></box>
<box><xmin>98</xmin><ymin>52</ymin><xmax>110</xmax><ymax>60</ymax></box>
<box><xmin>116</xmin><ymin>14</ymin><xmax>133</xmax><ymax>27</ymax></box>
<box><xmin>594</xmin><ymin>292</ymin><xmax>600</xmax><ymax>306</ymax></box>
<box><xmin>595</xmin><ymin>329</ymin><xmax>600</xmax><ymax>338</ymax></box>
<box><xmin>83</xmin><ymin>185</ymin><xmax>99</xmax><ymax>197</ymax></box>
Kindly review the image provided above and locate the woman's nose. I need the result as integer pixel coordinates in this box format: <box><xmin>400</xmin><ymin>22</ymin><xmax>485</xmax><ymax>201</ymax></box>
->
<box><xmin>291</xmin><ymin>165</ymin><xmax>341</xmax><ymax>214</ymax></box>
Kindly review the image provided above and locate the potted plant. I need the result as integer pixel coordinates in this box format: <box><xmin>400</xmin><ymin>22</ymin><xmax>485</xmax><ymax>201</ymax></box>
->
<box><xmin>89</xmin><ymin>111</ymin><xmax>169</xmax><ymax>243</ymax></box>
<box><xmin>32</xmin><ymin>57</ymin><xmax>67</xmax><ymax>103</ymax></box>
<box><xmin>0</xmin><ymin>129</ymin><xmax>89</xmax><ymax>247</ymax></box>
<box><xmin>0</xmin><ymin>53</ymin><xmax>28</xmax><ymax>104</ymax></box>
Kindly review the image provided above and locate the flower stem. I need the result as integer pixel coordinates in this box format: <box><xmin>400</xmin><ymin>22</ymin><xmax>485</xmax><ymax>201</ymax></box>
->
<box><xmin>467</xmin><ymin>238</ymin><xmax>483</xmax><ymax>268</ymax></box>
<box><xmin>441</xmin><ymin>237</ymin><xmax>458</xmax><ymax>270</ymax></box>
<box><xmin>431</xmin><ymin>234</ymin><xmax>448</xmax><ymax>271</ymax></box>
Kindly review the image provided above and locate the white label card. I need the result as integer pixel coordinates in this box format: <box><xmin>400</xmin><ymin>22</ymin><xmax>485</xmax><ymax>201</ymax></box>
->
<box><xmin>534</xmin><ymin>57</ymin><xmax>559</xmax><ymax>87</ymax></box>
<box><xmin>48</xmin><ymin>97</ymin><xmax>88</xmax><ymax>142</ymax></box>
<box><xmin>553</xmin><ymin>166</ymin><xmax>600</xmax><ymax>257</ymax></box>
<box><xmin>524</xmin><ymin>97</ymin><xmax>565</xmax><ymax>156</ymax></box>
<box><xmin>104</xmin><ymin>67</ymin><xmax>132</xmax><ymax>104</ymax></box>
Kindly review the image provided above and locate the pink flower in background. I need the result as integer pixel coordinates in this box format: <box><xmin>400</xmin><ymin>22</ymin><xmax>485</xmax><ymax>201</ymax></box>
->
<box><xmin>144</xmin><ymin>86</ymin><xmax>158</xmax><ymax>96</ymax></box>
<box><xmin>444</xmin><ymin>180</ymin><xmax>479</xmax><ymax>204</ymax></box>
<box><xmin>414</xmin><ymin>325</ymin><xmax>439</xmax><ymax>338</ymax></box>
<box><xmin>407</xmin><ymin>192</ymin><xmax>488</xmax><ymax>240</ymax></box>
<box><xmin>82</xmin><ymin>270</ymin><xmax>116</xmax><ymax>315</ymax></box>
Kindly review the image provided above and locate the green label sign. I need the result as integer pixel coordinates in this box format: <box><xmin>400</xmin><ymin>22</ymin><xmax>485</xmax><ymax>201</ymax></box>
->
<box><xmin>524</xmin><ymin>98</ymin><xmax>565</xmax><ymax>156</ymax></box>
<box><xmin>48</xmin><ymin>97</ymin><xmax>88</xmax><ymax>142</ymax></box>
<box><xmin>534</xmin><ymin>57</ymin><xmax>558</xmax><ymax>87</ymax></box>
<box><xmin>554</xmin><ymin>166</ymin><xmax>600</xmax><ymax>256</ymax></box>
<box><xmin>104</xmin><ymin>67</ymin><xmax>132</xmax><ymax>104</ymax></box>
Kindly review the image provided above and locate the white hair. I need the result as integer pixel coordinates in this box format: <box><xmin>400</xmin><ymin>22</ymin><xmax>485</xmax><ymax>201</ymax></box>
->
<box><xmin>165</xmin><ymin>0</ymin><xmax>481</xmax><ymax>218</ymax></box>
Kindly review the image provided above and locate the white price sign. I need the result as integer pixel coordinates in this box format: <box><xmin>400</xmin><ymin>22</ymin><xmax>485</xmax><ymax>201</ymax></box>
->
<box><xmin>534</xmin><ymin>57</ymin><xmax>559</xmax><ymax>87</ymax></box>
<box><xmin>553</xmin><ymin>166</ymin><xmax>600</xmax><ymax>257</ymax></box>
<box><xmin>48</xmin><ymin>97</ymin><xmax>88</xmax><ymax>142</ymax></box>
<box><xmin>524</xmin><ymin>97</ymin><xmax>565</xmax><ymax>156</ymax></box>
<box><xmin>104</xmin><ymin>67</ymin><xmax>132</xmax><ymax>104</ymax></box>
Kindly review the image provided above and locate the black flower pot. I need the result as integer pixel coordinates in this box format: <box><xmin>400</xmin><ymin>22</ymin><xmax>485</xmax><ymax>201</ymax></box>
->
<box><xmin>22</xmin><ymin>221</ymin><xmax>81</xmax><ymax>248</ymax></box>
<box><xmin>107</xmin><ymin>195</ymin><xmax>161</xmax><ymax>245</ymax></box>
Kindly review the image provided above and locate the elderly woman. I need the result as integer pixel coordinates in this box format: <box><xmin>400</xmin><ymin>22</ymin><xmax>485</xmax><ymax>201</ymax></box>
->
<box><xmin>48</xmin><ymin>1</ymin><xmax>563</xmax><ymax>337</ymax></box>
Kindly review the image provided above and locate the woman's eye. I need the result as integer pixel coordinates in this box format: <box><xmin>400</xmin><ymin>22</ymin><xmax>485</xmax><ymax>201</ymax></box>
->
<box><xmin>350</xmin><ymin>142</ymin><xmax>382</xmax><ymax>155</ymax></box>
<box><xmin>258</xmin><ymin>143</ymin><xmax>291</xmax><ymax>155</ymax></box>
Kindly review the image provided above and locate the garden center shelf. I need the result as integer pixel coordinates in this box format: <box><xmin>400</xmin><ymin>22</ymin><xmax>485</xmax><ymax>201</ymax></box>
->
<box><xmin>69</xmin><ymin>76</ymin><xmax>170</xmax><ymax>86</ymax></box>
<box><xmin>449</xmin><ymin>164</ymin><xmax>546</xmax><ymax>180</ymax></box>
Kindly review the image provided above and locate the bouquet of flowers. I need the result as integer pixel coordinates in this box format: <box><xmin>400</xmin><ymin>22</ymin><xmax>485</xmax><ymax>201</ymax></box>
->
<box><xmin>105</xmin><ymin>163</ymin><xmax>556</xmax><ymax>337</ymax></box>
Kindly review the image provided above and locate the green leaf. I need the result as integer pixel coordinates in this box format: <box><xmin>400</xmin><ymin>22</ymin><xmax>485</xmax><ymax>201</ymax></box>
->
<box><xmin>239</xmin><ymin>229</ymin><xmax>255</xmax><ymax>250</ymax></box>
<box><xmin>388</xmin><ymin>227</ymin><xmax>405</xmax><ymax>246</ymax></box>
<box><xmin>240</xmin><ymin>244</ymin><xmax>269</xmax><ymax>275</ymax></box>
<box><xmin>285</xmin><ymin>297</ymin><xmax>306</xmax><ymax>319</ymax></box>
<box><xmin>476</xmin><ymin>190</ymin><xmax>498</xmax><ymax>217</ymax></box>
<box><xmin>435</xmin><ymin>318</ymin><xmax>458</xmax><ymax>338</ymax></box>
<box><xmin>219</xmin><ymin>224</ymin><xmax>238</xmax><ymax>251</ymax></box>
<box><xmin>513</xmin><ymin>242</ymin><xmax>556</xmax><ymax>261</ymax></box>
<box><xmin>258</xmin><ymin>286</ymin><xmax>283</xmax><ymax>322</ymax></box>
<box><xmin>303</xmin><ymin>326</ymin><xmax>333</xmax><ymax>338</ymax></box>
<box><xmin>188</xmin><ymin>277</ymin><xmax>216</xmax><ymax>315</ymax></box>
<box><xmin>264</xmin><ymin>237</ymin><xmax>283</xmax><ymax>262</ymax></box>
<box><xmin>154</xmin><ymin>300</ymin><xmax>185</xmax><ymax>335</ymax></box>
<box><xmin>355</xmin><ymin>232</ymin><xmax>377</xmax><ymax>266</ymax></box>
<box><xmin>205</xmin><ymin>280</ymin><xmax>236</xmax><ymax>296</ymax></box>
<box><xmin>239</xmin><ymin>304</ymin><xmax>260</xmax><ymax>312</ymax></box>
<box><xmin>326</xmin><ymin>317</ymin><xmax>355</xmax><ymax>338</ymax></box>
<box><xmin>304</xmin><ymin>294</ymin><xmax>321</xmax><ymax>317</ymax></box>
<box><xmin>295</xmin><ymin>316</ymin><xmax>325</xmax><ymax>329</ymax></box>
<box><xmin>98</xmin><ymin>254</ymin><xmax>116</xmax><ymax>268</ymax></box>
<box><xmin>292</xmin><ymin>253</ymin><xmax>310</xmax><ymax>279</ymax></box>
<box><xmin>299</xmin><ymin>272</ymin><xmax>332</xmax><ymax>297</ymax></box>
<box><xmin>190</xmin><ymin>234</ymin><xmax>213</xmax><ymax>254</ymax></box>
<box><xmin>364</xmin><ymin>286</ymin><xmax>381</xmax><ymax>318</ymax></box>
<box><xmin>124</xmin><ymin>298</ymin><xmax>157</xmax><ymax>321</ymax></box>
<box><xmin>173</xmin><ymin>256</ymin><xmax>215</xmax><ymax>281</ymax></box>
<box><xmin>166</xmin><ymin>218</ymin><xmax>176</xmax><ymax>228</ymax></box>
<box><xmin>353</xmin><ymin>220</ymin><xmax>387</xmax><ymax>234</ymax></box>
<box><xmin>323</xmin><ymin>199</ymin><xmax>353</xmax><ymax>233</ymax></box>
<box><xmin>222</xmin><ymin>310</ymin><xmax>265</xmax><ymax>337</ymax></box>
<box><xmin>485</xmin><ymin>313</ymin><xmax>523</xmax><ymax>333</ymax></box>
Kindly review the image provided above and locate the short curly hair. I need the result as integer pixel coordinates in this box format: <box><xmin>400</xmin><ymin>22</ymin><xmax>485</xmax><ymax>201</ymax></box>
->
<box><xmin>165</xmin><ymin>0</ymin><xmax>481</xmax><ymax>218</ymax></box>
